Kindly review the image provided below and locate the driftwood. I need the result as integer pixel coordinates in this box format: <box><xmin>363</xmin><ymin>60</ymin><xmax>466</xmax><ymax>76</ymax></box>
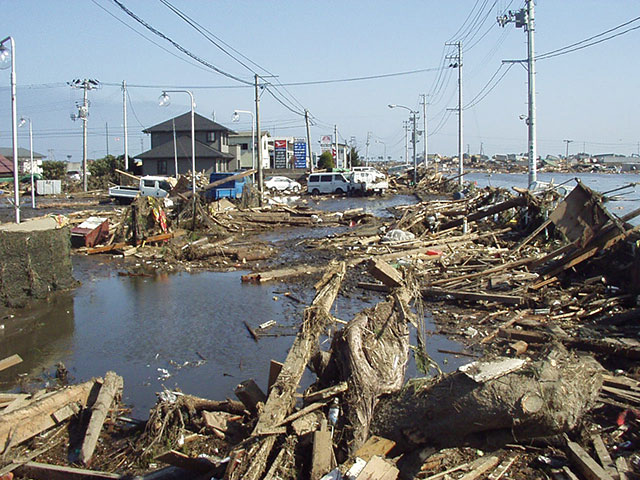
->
<box><xmin>371</xmin><ymin>344</ymin><xmax>603</xmax><ymax>450</ymax></box>
<box><xmin>79</xmin><ymin>371</ymin><xmax>124</xmax><ymax>466</ymax></box>
<box><xmin>226</xmin><ymin>263</ymin><xmax>346</xmax><ymax>480</ymax></box>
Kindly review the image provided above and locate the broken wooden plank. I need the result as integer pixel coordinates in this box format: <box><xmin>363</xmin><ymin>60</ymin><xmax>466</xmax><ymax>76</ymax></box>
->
<box><xmin>311</xmin><ymin>428</ymin><xmax>334</xmax><ymax>480</ymax></box>
<box><xmin>487</xmin><ymin>456</ymin><xmax>517</xmax><ymax>480</ymax></box>
<box><xmin>0</xmin><ymin>379</ymin><xmax>97</xmax><ymax>451</ymax></box>
<box><xmin>592</xmin><ymin>434</ymin><xmax>618</xmax><ymax>480</ymax></box>
<box><xmin>155</xmin><ymin>450</ymin><xmax>216</xmax><ymax>473</ymax></box>
<box><xmin>615</xmin><ymin>457</ymin><xmax>630</xmax><ymax>480</ymax></box>
<box><xmin>439</xmin><ymin>195</ymin><xmax>527</xmax><ymax>231</ymax></box>
<box><xmin>459</xmin><ymin>456</ymin><xmax>501</xmax><ymax>480</ymax></box>
<box><xmin>566</xmin><ymin>439</ymin><xmax>614</xmax><ymax>480</ymax></box>
<box><xmin>79</xmin><ymin>371</ymin><xmax>124</xmax><ymax>466</ymax></box>
<box><xmin>368</xmin><ymin>258</ymin><xmax>404</xmax><ymax>289</ymax></box>
<box><xmin>353</xmin><ymin>436</ymin><xmax>396</xmax><ymax>463</ymax></box>
<box><xmin>268</xmin><ymin>360</ymin><xmax>283</xmax><ymax>393</ymax></box>
<box><xmin>303</xmin><ymin>382</ymin><xmax>348</xmax><ymax>404</ymax></box>
<box><xmin>0</xmin><ymin>354</ymin><xmax>22</xmax><ymax>373</ymax></box>
<box><xmin>14</xmin><ymin>461</ymin><xmax>121</xmax><ymax>480</ymax></box>
<box><xmin>422</xmin><ymin>287</ymin><xmax>524</xmax><ymax>305</ymax></box>
<box><xmin>234</xmin><ymin>379</ymin><xmax>266</xmax><ymax>415</ymax></box>
<box><xmin>1</xmin><ymin>394</ymin><xmax>29</xmax><ymax>413</ymax></box>
<box><xmin>355</xmin><ymin>455</ymin><xmax>399</xmax><ymax>480</ymax></box>
<box><xmin>275</xmin><ymin>401</ymin><xmax>327</xmax><ymax>428</ymax></box>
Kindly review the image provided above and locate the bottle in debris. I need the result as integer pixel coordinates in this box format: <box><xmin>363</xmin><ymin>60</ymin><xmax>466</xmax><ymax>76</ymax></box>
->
<box><xmin>328</xmin><ymin>397</ymin><xmax>340</xmax><ymax>426</ymax></box>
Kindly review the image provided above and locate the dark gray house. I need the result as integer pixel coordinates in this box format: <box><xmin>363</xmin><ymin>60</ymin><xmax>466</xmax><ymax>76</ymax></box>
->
<box><xmin>136</xmin><ymin>112</ymin><xmax>239</xmax><ymax>176</ymax></box>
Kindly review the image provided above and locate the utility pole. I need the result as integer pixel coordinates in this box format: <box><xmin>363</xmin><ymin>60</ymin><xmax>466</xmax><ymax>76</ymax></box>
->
<box><xmin>420</xmin><ymin>94</ymin><xmax>428</xmax><ymax>169</ymax></box>
<box><xmin>254</xmin><ymin>74</ymin><xmax>263</xmax><ymax>200</ymax></box>
<box><xmin>69</xmin><ymin>78</ymin><xmax>99</xmax><ymax>192</ymax></box>
<box><xmin>122</xmin><ymin>80</ymin><xmax>129</xmax><ymax>170</ymax></box>
<box><xmin>446</xmin><ymin>42</ymin><xmax>463</xmax><ymax>187</ymax></box>
<box><xmin>172</xmin><ymin>119</ymin><xmax>178</xmax><ymax>178</ymax></box>
<box><xmin>365</xmin><ymin>132</ymin><xmax>371</xmax><ymax>166</ymax></box>
<box><xmin>564</xmin><ymin>139</ymin><xmax>573</xmax><ymax>159</ymax></box>
<box><xmin>334</xmin><ymin>124</ymin><xmax>338</xmax><ymax>168</ymax></box>
<box><xmin>499</xmin><ymin>0</ymin><xmax>537</xmax><ymax>189</ymax></box>
<box><xmin>411</xmin><ymin>112</ymin><xmax>418</xmax><ymax>184</ymax></box>
<box><xmin>105</xmin><ymin>122</ymin><xmax>109</xmax><ymax>156</ymax></box>
<box><xmin>305</xmin><ymin>109</ymin><xmax>313</xmax><ymax>172</ymax></box>
<box><xmin>403</xmin><ymin>120</ymin><xmax>409</xmax><ymax>165</ymax></box>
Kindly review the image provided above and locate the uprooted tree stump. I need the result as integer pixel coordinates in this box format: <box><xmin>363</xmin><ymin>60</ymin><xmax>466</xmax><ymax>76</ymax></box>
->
<box><xmin>370</xmin><ymin>344</ymin><xmax>603</xmax><ymax>450</ymax></box>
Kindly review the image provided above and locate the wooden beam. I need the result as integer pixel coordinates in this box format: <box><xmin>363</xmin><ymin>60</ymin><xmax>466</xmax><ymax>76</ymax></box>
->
<box><xmin>422</xmin><ymin>287</ymin><xmax>524</xmax><ymax>305</ymax></box>
<box><xmin>14</xmin><ymin>461</ymin><xmax>121</xmax><ymax>480</ymax></box>
<box><xmin>114</xmin><ymin>168</ymin><xmax>140</xmax><ymax>182</ymax></box>
<box><xmin>0</xmin><ymin>354</ymin><xmax>22</xmax><ymax>373</ymax></box>
<box><xmin>566</xmin><ymin>439</ymin><xmax>614</xmax><ymax>480</ymax></box>
<box><xmin>155</xmin><ymin>450</ymin><xmax>216</xmax><ymax>473</ymax></box>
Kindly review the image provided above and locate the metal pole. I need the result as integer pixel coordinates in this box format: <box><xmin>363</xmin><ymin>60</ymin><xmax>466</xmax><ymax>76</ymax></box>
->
<box><xmin>457</xmin><ymin>42</ymin><xmax>464</xmax><ymax>188</ymax></box>
<box><xmin>412</xmin><ymin>113</ymin><xmax>417</xmax><ymax>184</ymax></box>
<box><xmin>172</xmin><ymin>119</ymin><xmax>178</xmax><ymax>178</ymax></box>
<box><xmin>421</xmin><ymin>94</ymin><xmax>428</xmax><ymax>169</ymax></box>
<box><xmin>29</xmin><ymin>120</ymin><xmax>34</xmax><ymax>209</ymax></box>
<box><xmin>254</xmin><ymin>74</ymin><xmax>263</xmax><ymax>200</ymax></box>
<box><xmin>305</xmin><ymin>109</ymin><xmax>313</xmax><ymax>172</ymax></box>
<box><xmin>2</xmin><ymin>37</ymin><xmax>20</xmax><ymax>222</ymax></box>
<box><xmin>251</xmin><ymin>114</ymin><xmax>255</xmax><ymax>175</ymax></box>
<box><xmin>527</xmin><ymin>0</ymin><xmax>537</xmax><ymax>189</ymax></box>
<box><xmin>122</xmin><ymin>80</ymin><xmax>129</xmax><ymax>170</ymax></box>
<box><xmin>188</xmin><ymin>91</ymin><xmax>195</xmax><ymax>196</ymax></box>
<box><xmin>105</xmin><ymin>122</ymin><xmax>109</xmax><ymax>156</ymax></box>
<box><xmin>82</xmin><ymin>83</ymin><xmax>88</xmax><ymax>192</ymax></box>
<box><xmin>334</xmin><ymin>124</ymin><xmax>338</xmax><ymax>168</ymax></box>
<box><xmin>365</xmin><ymin>132</ymin><xmax>370</xmax><ymax>167</ymax></box>
<box><xmin>404</xmin><ymin>121</ymin><xmax>409</xmax><ymax>165</ymax></box>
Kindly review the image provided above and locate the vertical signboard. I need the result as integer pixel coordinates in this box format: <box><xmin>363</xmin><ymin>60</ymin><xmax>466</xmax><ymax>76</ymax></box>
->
<box><xmin>293</xmin><ymin>140</ymin><xmax>307</xmax><ymax>169</ymax></box>
<box><xmin>274</xmin><ymin>139</ymin><xmax>287</xmax><ymax>169</ymax></box>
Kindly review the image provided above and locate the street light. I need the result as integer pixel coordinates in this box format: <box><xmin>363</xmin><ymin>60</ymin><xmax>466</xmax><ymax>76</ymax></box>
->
<box><xmin>375</xmin><ymin>139</ymin><xmax>386</xmax><ymax>163</ymax></box>
<box><xmin>0</xmin><ymin>36</ymin><xmax>20</xmax><ymax>223</ymax></box>
<box><xmin>232</xmin><ymin>110</ymin><xmax>255</xmax><ymax>177</ymax></box>
<box><xmin>159</xmin><ymin>90</ymin><xmax>196</xmax><ymax>196</ymax></box>
<box><xmin>389</xmin><ymin>104</ymin><xmax>418</xmax><ymax>184</ymax></box>
<box><xmin>18</xmin><ymin>116</ymin><xmax>35</xmax><ymax>209</ymax></box>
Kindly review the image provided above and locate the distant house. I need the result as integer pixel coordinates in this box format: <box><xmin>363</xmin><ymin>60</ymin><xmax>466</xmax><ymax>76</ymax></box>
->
<box><xmin>0</xmin><ymin>154</ymin><xmax>13</xmax><ymax>177</ymax></box>
<box><xmin>136</xmin><ymin>112</ymin><xmax>238</xmax><ymax>177</ymax></box>
<box><xmin>229</xmin><ymin>131</ymin><xmax>271</xmax><ymax>170</ymax></box>
<box><xmin>0</xmin><ymin>147</ymin><xmax>45</xmax><ymax>175</ymax></box>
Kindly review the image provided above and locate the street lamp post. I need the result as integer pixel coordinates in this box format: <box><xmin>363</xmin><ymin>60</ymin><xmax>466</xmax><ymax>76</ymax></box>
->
<box><xmin>19</xmin><ymin>117</ymin><xmax>35</xmax><ymax>209</ymax></box>
<box><xmin>159</xmin><ymin>90</ymin><xmax>196</xmax><ymax>196</ymax></box>
<box><xmin>389</xmin><ymin>104</ymin><xmax>418</xmax><ymax>184</ymax></box>
<box><xmin>232</xmin><ymin>110</ymin><xmax>255</xmax><ymax>177</ymax></box>
<box><xmin>0</xmin><ymin>36</ymin><xmax>20</xmax><ymax>223</ymax></box>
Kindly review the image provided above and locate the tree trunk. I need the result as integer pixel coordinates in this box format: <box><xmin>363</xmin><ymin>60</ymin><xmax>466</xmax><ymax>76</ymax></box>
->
<box><xmin>370</xmin><ymin>344</ymin><xmax>603</xmax><ymax>450</ymax></box>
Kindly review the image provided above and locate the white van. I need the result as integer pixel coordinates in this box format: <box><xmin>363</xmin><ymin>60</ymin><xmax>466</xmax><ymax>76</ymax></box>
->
<box><xmin>307</xmin><ymin>172</ymin><xmax>351</xmax><ymax>195</ymax></box>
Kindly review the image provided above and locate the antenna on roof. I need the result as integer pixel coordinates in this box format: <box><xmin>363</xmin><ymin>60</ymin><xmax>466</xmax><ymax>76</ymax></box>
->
<box><xmin>211</xmin><ymin>110</ymin><xmax>216</xmax><ymax>122</ymax></box>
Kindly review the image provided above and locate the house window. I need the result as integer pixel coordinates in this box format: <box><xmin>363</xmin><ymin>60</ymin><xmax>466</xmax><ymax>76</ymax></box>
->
<box><xmin>157</xmin><ymin>160</ymin><xmax>167</xmax><ymax>175</ymax></box>
<box><xmin>207</xmin><ymin>131</ymin><xmax>216</xmax><ymax>142</ymax></box>
<box><xmin>240</xmin><ymin>143</ymin><xmax>248</xmax><ymax>151</ymax></box>
<box><xmin>222</xmin><ymin>134</ymin><xmax>227</xmax><ymax>146</ymax></box>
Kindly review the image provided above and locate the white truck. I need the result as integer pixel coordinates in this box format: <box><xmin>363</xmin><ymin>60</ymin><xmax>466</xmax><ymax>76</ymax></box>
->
<box><xmin>109</xmin><ymin>176</ymin><xmax>173</xmax><ymax>204</ymax></box>
<box><xmin>349</xmin><ymin>168</ymin><xmax>388</xmax><ymax>195</ymax></box>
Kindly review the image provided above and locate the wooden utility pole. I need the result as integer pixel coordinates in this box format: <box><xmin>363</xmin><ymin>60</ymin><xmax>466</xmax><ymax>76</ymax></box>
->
<box><xmin>254</xmin><ymin>74</ymin><xmax>264</xmax><ymax>201</ymax></box>
<box><xmin>122</xmin><ymin>80</ymin><xmax>129</xmax><ymax>170</ymax></box>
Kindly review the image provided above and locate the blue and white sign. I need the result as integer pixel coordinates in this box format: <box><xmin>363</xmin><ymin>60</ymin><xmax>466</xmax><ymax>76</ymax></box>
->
<box><xmin>293</xmin><ymin>141</ymin><xmax>307</xmax><ymax>169</ymax></box>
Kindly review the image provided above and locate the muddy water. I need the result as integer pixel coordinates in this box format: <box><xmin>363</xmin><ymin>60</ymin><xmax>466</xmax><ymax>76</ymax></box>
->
<box><xmin>0</xmin><ymin>253</ymin><xmax>466</xmax><ymax>418</ymax></box>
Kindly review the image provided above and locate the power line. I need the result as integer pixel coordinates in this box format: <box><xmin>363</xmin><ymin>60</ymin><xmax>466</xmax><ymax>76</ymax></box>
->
<box><xmin>109</xmin><ymin>0</ymin><xmax>252</xmax><ymax>85</ymax></box>
<box><xmin>464</xmin><ymin>63</ymin><xmax>515</xmax><ymax>109</ymax></box>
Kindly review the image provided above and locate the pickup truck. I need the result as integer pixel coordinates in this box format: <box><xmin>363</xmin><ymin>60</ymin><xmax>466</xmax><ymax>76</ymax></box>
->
<box><xmin>349</xmin><ymin>169</ymin><xmax>389</xmax><ymax>195</ymax></box>
<box><xmin>109</xmin><ymin>176</ymin><xmax>173</xmax><ymax>204</ymax></box>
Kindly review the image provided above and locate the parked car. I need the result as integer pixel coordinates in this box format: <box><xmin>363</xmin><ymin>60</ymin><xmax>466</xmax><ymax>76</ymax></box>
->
<box><xmin>109</xmin><ymin>175</ymin><xmax>172</xmax><ymax>204</ymax></box>
<box><xmin>307</xmin><ymin>172</ymin><xmax>351</xmax><ymax>195</ymax></box>
<box><xmin>264</xmin><ymin>176</ymin><xmax>302</xmax><ymax>192</ymax></box>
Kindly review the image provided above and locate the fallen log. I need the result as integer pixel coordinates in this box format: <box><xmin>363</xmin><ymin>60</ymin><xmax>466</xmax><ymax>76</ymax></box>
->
<box><xmin>371</xmin><ymin>344</ymin><xmax>603</xmax><ymax>450</ymax></box>
<box><xmin>79</xmin><ymin>371</ymin><xmax>124</xmax><ymax>466</ymax></box>
<box><xmin>226</xmin><ymin>263</ymin><xmax>346</xmax><ymax>480</ymax></box>
<box><xmin>0</xmin><ymin>379</ymin><xmax>99</xmax><ymax>452</ymax></box>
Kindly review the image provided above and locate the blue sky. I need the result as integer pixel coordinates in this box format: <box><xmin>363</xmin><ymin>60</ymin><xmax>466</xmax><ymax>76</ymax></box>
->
<box><xmin>1</xmin><ymin>1</ymin><xmax>639</xmax><ymax>162</ymax></box>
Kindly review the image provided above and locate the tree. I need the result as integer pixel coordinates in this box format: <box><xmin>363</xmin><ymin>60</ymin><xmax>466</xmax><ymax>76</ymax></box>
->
<box><xmin>88</xmin><ymin>154</ymin><xmax>124</xmax><ymax>184</ymax></box>
<box><xmin>317</xmin><ymin>151</ymin><xmax>335</xmax><ymax>170</ymax></box>
<box><xmin>348</xmin><ymin>147</ymin><xmax>362</xmax><ymax>167</ymax></box>
<box><xmin>41</xmin><ymin>161</ymin><xmax>66</xmax><ymax>180</ymax></box>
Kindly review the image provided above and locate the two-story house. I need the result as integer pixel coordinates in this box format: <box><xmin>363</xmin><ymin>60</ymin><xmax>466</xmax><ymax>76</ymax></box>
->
<box><xmin>136</xmin><ymin>112</ymin><xmax>239</xmax><ymax>176</ymax></box>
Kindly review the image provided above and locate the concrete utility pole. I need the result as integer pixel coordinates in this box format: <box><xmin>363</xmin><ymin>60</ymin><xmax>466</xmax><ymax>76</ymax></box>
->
<box><xmin>334</xmin><ymin>124</ymin><xmax>338</xmax><ymax>167</ymax></box>
<box><xmin>122</xmin><ymin>80</ymin><xmax>129</xmax><ymax>170</ymax></box>
<box><xmin>446</xmin><ymin>42</ymin><xmax>463</xmax><ymax>187</ymax></box>
<box><xmin>69</xmin><ymin>78</ymin><xmax>99</xmax><ymax>192</ymax></box>
<box><xmin>105</xmin><ymin>123</ymin><xmax>109</xmax><ymax>156</ymax></box>
<box><xmin>365</xmin><ymin>131</ymin><xmax>371</xmax><ymax>167</ymax></box>
<box><xmin>403</xmin><ymin>120</ymin><xmax>409</xmax><ymax>165</ymax></box>
<box><xmin>564</xmin><ymin>139</ymin><xmax>573</xmax><ymax>159</ymax></box>
<box><xmin>254</xmin><ymin>74</ymin><xmax>263</xmax><ymax>199</ymax></box>
<box><xmin>499</xmin><ymin>0</ymin><xmax>537</xmax><ymax>189</ymax></box>
<box><xmin>420</xmin><ymin>94</ymin><xmax>428</xmax><ymax>169</ymax></box>
<box><xmin>411</xmin><ymin>112</ymin><xmax>418</xmax><ymax>184</ymax></box>
<box><xmin>172</xmin><ymin>119</ymin><xmax>178</xmax><ymax>178</ymax></box>
<box><xmin>305</xmin><ymin>109</ymin><xmax>313</xmax><ymax>172</ymax></box>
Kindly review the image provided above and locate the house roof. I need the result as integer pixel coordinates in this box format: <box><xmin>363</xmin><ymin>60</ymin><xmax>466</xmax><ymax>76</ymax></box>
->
<box><xmin>0</xmin><ymin>147</ymin><xmax>45</xmax><ymax>159</ymax></box>
<box><xmin>0</xmin><ymin>155</ymin><xmax>13</xmax><ymax>175</ymax></box>
<box><xmin>135</xmin><ymin>135</ymin><xmax>235</xmax><ymax>160</ymax></box>
<box><xmin>143</xmin><ymin>112</ymin><xmax>236</xmax><ymax>135</ymax></box>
